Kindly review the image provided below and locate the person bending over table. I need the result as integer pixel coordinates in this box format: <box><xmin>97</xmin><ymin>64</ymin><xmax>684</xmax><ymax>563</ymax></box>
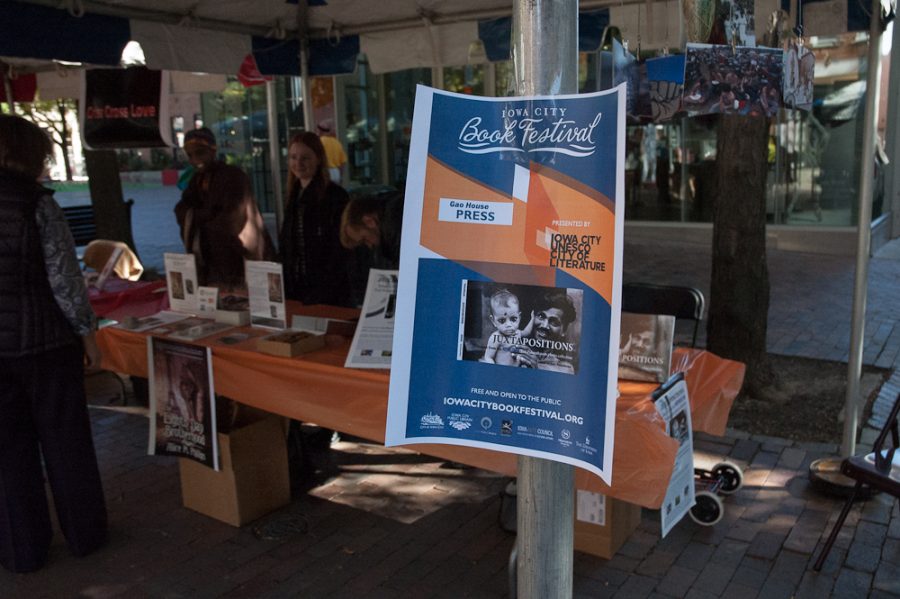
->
<box><xmin>339</xmin><ymin>188</ymin><xmax>404</xmax><ymax>269</ymax></box>
<box><xmin>0</xmin><ymin>115</ymin><xmax>107</xmax><ymax>572</ymax></box>
<box><xmin>174</xmin><ymin>127</ymin><xmax>274</xmax><ymax>288</ymax></box>
<box><xmin>279</xmin><ymin>131</ymin><xmax>352</xmax><ymax>306</ymax></box>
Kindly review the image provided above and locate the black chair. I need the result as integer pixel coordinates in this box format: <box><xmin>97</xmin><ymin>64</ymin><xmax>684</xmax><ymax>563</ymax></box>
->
<box><xmin>622</xmin><ymin>282</ymin><xmax>705</xmax><ymax>347</ymax></box>
<box><xmin>814</xmin><ymin>391</ymin><xmax>900</xmax><ymax>571</ymax></box>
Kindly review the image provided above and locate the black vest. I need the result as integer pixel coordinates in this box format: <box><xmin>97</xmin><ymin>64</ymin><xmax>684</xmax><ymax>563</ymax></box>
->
<box><xmin>0</xmin><ymin>170</ymin><xmax>77</xmax><ymax>357</ymax></box>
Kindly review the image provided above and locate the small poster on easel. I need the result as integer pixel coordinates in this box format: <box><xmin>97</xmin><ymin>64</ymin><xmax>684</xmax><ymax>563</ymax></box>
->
<box><xmin>94</xmin><ymin>245</ymin><xmax>124</xmax><ymax>291</ymax></box>
<box><xmin>164</xmin><ymin>253</ymin><xmax>199</xmax><ymax>314</ymax></box>
<box><xmin>653</xmin><ymin>372</ymin><xmax>695</xmax><ymax>537</ymax></box>
<box><xmin>345</xmin><ymin>269</ymin><xmax>397</xmax><ymax>369</ymax></box>
<box><xmin>245</xmin><ymin>260</ymin><xmax>286</xmax><ymax>329</ymax></box>
<box><xmin>148</xmin><ymin>336</ymin><xmax>218</xmax><ymax>469</ymax></box>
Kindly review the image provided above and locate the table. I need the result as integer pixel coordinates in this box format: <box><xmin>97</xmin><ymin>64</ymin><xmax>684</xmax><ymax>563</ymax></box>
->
<box><xmin>89</xmin><ymin>279</ymin><xmax>168</xmax><ymax>321</ymax></box>
<box><xmin>97</xmin><ymin>303</ymin><xmax>745</xmax><ymax>509</ymax></box>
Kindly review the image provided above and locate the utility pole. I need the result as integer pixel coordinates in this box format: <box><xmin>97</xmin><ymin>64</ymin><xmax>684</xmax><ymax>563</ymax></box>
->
<box><xmin>512</xmin><ymin>1</ymin><xmax>578</xmax><ymax>597</ymax></box>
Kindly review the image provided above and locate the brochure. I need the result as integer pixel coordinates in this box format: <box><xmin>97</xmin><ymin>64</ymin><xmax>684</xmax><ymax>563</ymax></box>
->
<box><xmin>147</xmin><ymin>336</ymin><xmax>218</xmax><ymax>469</ymax></box>
<box><xmin>653</xmin><ymin>373</ymin><xmax>695</xmax><ymax>537</ymax></box>
<box><xmin>245</xmin><ymin>260</ymin><xmax>286</xmax><ymax>329</ymax></box>
<box><xmin>164</xmin><ymin>252</ymin><xmax>199</xmax><ymax>314</ymax></box>
<box><xmin>113</xmin><ymin>310</ymin><xmax>190</xmax><ymax>333</ymax></box>
<box><xmin>197</xmin><ymin>286</ymin><xmax>218</xmax><ymax>317</ymax></box>
<box><xmin>345</xmin><ymin>269</ymin><xmax>398</xmax><ymax>369</ymax></box>
<box><xmin>384</xmin><ymin>84</ymin><xmax>626</xmax><ymax>482</ymax></box>
<box><xmin>618</xmin><ymin>312</ymin><xmax>675</xmax><ymax>383</ymax></box>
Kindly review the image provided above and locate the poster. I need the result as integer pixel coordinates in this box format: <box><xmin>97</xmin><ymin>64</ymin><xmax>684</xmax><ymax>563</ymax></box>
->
<box><xmin>164</xmin><ymin>253</ymin><xmax>199</xmax><ymax>314</ymax></box>
<box><xmin>245</xmin><ymin>260</ymin><xmax>287</xmax><ymax>329</ymax></box>
<box><xmin>81</xmin><ymin>66</ymin><xmax>173</xmax><ymax>149</ymax></box>
<box><xmin>345</xmin><ymin>269</ymin><xmax>398</xmax><ymax>369</ymax></box>
<box><xmin>385</xmin><ymin>85</ymin><xmax>625</xmax><ymax>482</ymax></box>
<box><xmin>147</xmin><ymin>337</ymin><xmax>218</xmax><ymax>469</ymax></box>
<box><xmin>653</xmin><ymin>373</ymin><xmax>695</xmax><ymax>537</ymax></box>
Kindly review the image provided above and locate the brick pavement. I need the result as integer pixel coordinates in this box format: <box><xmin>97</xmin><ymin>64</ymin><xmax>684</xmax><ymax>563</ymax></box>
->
<box><xmin>2</xmin><ymin>236</ymin><xmax>900</xmax><ymax>597</ymax></box>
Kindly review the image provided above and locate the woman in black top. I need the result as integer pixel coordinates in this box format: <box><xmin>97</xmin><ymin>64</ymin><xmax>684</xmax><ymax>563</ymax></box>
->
<box><xmin>279</xmin><ymin>131</ymin><xmax>351</xmax><ymax>305</ymax></box>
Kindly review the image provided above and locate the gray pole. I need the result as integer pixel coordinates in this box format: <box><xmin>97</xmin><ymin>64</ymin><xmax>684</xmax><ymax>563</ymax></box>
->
<box><xmin>265</xmin><ymin>80</ymin><xmax>285</xmax><ymax>232</ymax></box>
<box><xmin>2</xmin><ymin>65</ymin><xmax>16</xmax><ymax>115</ymax></box>
<box><xmin>296</xmin><ymin>0</ymin><xmax>315</xmax><ymax>132</ymax></box>
<box><xmin>842</xmin><ymin>0</ymin><xmax>884</xmax><ymax>457</ymax></box>
<box><xmin>511</xmin><ymin>1</ymin><xmax>578</xmax><ymax>597</ymax></box>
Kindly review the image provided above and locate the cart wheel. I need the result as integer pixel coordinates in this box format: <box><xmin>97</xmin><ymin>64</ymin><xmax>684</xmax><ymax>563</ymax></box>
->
<box><xmin>712</xmin><ymin>461</ymin><xmax>744</xmax><ymax>495</ymax></box>
<box><xmin>689</xmin><ymin>491</ymin><xmax>724</xmax><ymax>526</ymax></box>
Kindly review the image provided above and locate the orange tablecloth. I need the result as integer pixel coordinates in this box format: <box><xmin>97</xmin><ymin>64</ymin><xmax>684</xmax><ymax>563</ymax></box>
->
<box><xmin>97</xmin><ymin>304</ymin><xmax>745</xmax><ymax>509</ymax></box>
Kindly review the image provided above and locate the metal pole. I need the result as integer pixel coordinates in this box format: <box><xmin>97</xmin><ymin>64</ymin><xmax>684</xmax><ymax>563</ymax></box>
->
<box><xmin>265</xmin><ymin>80</ymin><xmax>285</xmax><ymax>233</ymax></box>
<box><xmin>512</xmin><ymin>1</ymin><xmax>577</xmax><ymax>597</ymax></box>
<box><xmin>296</xmin><ymin>1</ymin><xmax>315</xmax><ymax>131</ymax></box>
<box><xmin>842</xmin><ymin>0</ymin><xmax>884</xmax><ymax>457</ymax></box>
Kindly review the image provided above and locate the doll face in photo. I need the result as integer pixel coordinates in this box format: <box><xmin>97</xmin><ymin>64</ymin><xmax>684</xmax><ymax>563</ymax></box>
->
<box><xmin>289</xmin><ymin>142</ymin><xmax>320</xmax><ymax>182</ymax></box>
<box><xmin>490</xmin><ymin>302</ymin><xmax>521</xmax><ymax>336</ymax></box>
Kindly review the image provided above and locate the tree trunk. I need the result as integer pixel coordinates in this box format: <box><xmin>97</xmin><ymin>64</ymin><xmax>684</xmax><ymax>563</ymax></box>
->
<box><xmin>84</xmin><ymin>149</ymin><xmax>139</xmax><ymax>258</ymax></box>
<box><xmin>707</xmin><ymin>115</ymin><xmax>773</xmax><ymax>392</ymax></box>
<box><xmin>57</xmin><ymin>100</ymin><xmax>73</xmax><ymax>181</ymax></box>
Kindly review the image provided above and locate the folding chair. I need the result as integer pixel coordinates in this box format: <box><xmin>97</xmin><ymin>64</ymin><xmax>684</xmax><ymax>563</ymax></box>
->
<box><xmin>814</xmin><ymin>391</ymin><xmax>900</xmax><ymax>571</ymax></box>
<box><xmin>622</xmin><ymin>282</ymin><xmax>705</xmax><ymax>347</ymax></box>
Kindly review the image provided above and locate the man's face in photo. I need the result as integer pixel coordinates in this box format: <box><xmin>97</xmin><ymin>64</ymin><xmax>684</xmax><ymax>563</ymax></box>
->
<box><xmin>631</xmin><ymin>330</ymin><xmax>653</xmax><ymax>353</ymax></box>
<box><xmin>533</xmin><ymin>307</ymin><xmax>566</xmax><ymax>341</ymax></box>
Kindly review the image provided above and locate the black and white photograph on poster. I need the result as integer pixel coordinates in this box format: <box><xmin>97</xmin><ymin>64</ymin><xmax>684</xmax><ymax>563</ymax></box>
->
<box><xmin>653</xmin><ymin>373</ymin><xmax>695</xmax><ymax>537</ymax></box>
<box><xmin>164</xmin><ymin>252</ymin><xmax>199</xmax><ymax>314</ymax></box>
<box><xmin>147</xmin><ymin>337</ymin><xmax>218</xmax><ymax>469</ymax></box>
<box><xmin>618</xmin><ymin>312</ymin><xmax>675</xmax><ymax>383</ymax></box>
<box><xmin>783</xmin><ymin>41</ymin><xmax>815</xmax><ymax>111</ymax></box>
<box><xmin>458</xmin><ymin>280</ymin><xmax>583</xmax><ymax>375</ymax></box>
<box><xmin>346</xmin><ymin>269</ymin><xmax>398</xmax><ymax>369</ymax></box>
<box><xmin>684</xmin><ymin>44</ymin><xmax>783</xmax><ymax>117</ymax></box>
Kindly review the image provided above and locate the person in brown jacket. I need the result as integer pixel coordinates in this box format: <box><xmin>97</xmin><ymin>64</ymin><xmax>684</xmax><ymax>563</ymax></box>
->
<box><xmin>174</xmin><ymin>128</ymin><xmax>274</xmax><ymax>288</ymax></box>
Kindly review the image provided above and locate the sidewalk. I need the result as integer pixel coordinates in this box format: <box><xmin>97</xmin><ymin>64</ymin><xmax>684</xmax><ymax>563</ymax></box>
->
<box><xmin>2</xmin><ymin>237</ymin><xmax>900</xmax><ymax>598</ymax></box>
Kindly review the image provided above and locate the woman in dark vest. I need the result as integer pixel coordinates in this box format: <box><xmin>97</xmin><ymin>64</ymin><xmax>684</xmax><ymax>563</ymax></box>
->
<box><xmin>279</xmin><ymin>131</ymin><xmax>351</xmax><ymax>305</ymax></box>
<box><xmin>0</xmin><ymin>115</ymin><xmax>107</xmax><ymax>572</ymax></box>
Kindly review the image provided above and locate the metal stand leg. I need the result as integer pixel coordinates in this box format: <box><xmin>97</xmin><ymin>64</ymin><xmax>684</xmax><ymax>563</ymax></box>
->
<box><xmin>508</xmin><ymin>538</ymin><xmax>517</xmax><ymax>599</ymax></box>
<box><xmin>814</xmin><ymin>482</ymin><xmax>862</xmax><ymax>571</ymax></box>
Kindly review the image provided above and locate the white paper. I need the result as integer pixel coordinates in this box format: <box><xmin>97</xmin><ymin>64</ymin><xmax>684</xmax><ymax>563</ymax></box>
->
<box><xmin>576</xmin><ymin>490</ymin><xmax>606</xmax><ymax>526</ymax></box>
<box><xmin>164</xmin><ymin>253</ymin><xmax>199</xmax><ymax>314</ymax></box>
<box><xmin>654</xmin><ymin>376</ymin><xmax>696</xmax><ymax>537</ymax></box>
<box><xmin>197</xmin><ymin>286</ymin><xmax>218</xmax><ymax>317</ymax></box>
<box><xmin>345</xmin><ymin>269</ymin><xmax>398</xmax><ymax>369</ymax></box>
<box><xmin>245</xmin><ymin>260</ymin><xmax>286</xmax><ymax>329</ymax></box>
<box><xmin>94</xmin><ymin>245</ymin><xmax>124</xmax><ymax>291</ymax></box>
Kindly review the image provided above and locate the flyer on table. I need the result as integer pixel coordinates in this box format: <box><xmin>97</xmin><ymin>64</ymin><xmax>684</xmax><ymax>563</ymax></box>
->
<box><xmin>386</xmin><ymin>85</ymin><xmax>625</xmax><ymax>482</ymax></box>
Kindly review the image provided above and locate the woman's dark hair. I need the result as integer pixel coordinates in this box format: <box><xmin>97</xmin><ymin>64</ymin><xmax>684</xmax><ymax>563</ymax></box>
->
<box><xmin>286</xmin><ymin>131</ymin><xmax>330</xmax><ymax>200</ymax></box>
<box><xmin>0</xmin><ymin>114</ymin><xmax>52</xmax><ymax>179</ymax></box>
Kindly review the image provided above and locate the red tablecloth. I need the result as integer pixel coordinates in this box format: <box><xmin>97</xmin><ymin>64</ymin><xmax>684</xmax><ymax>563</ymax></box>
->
<box><xmin>89</xmin><ymin>279</ymin><xmax>168</xmax><ymax>320</ymax></box>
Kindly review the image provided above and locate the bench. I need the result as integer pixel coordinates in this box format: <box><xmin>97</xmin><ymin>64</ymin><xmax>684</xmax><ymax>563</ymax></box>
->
<box><xmin>61</xmin><ymin>204</ymin><xmax>98</xmax><ymax>247</ymax></box>
<box><xmin>61</xmin><ymin>199</ymin><xmax>135</xmax><ymax>248</ymax></box>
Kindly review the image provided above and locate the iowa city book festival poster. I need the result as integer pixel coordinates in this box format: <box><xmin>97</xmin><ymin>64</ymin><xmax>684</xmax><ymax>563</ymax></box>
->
<box><xmin>386</xmin><ymin>84</ymin><xmax>625</xmax><ymax>483</ymax></box>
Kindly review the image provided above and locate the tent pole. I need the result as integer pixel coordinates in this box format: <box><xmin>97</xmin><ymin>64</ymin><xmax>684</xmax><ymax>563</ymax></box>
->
<box><xmin>842</xmin><ymin>0</ymin><xmax>884</xmax><ymax>457</ymax></box>
<box><xmin>296</xmin><ymin>0</ymin><xmax>315</xmax><ymax>132</ymax></box>
<box><xmin>266</xmin><ymin>80</ymin><xmax>284</xmax><ymax>233</ymax></box>
<box><xmin>512</xmin><ymin>1</ymin><xmax>577</xmax><ymax>597</ymax></box>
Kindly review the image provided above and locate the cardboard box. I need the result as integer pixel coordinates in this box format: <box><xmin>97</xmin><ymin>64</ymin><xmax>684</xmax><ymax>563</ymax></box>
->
<box><xmin>256</xmin><ymin>329</ymin><xmax>325</xmax><ymax>357</ymax></box>
<box><xmin>178</xmin><ymin>415</ymin><xmax>290</xmax><ymax>526</ymax></box>
<box><xmin>573</xmin><ymin>491</ymin><xmax>642</xmax><ymax>559</ymax></box>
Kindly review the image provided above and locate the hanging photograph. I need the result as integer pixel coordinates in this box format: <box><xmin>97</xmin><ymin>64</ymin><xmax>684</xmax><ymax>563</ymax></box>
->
<box><xmin>148</xmin><ymin>337</ymin><xmax>218</xmax><ymax>469</ymax></box>
<box><xmin>683</xmin><ymin>43</ymin><xmax>783</xmax><ymax>117</ymax></box>
<box><xmin>722</xmin><ymin>0</ymin><xmax>756</xmax><ymax>47</ymax></box>
<box><xmin>783</xmin><ymin>40</ymin><xmax>815</xmax><ymax>111</ymax></box>
<box><xmin>647</xmin><ymin>55</ymin><xmax>686</xmax><ymax>122</ymax></box>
